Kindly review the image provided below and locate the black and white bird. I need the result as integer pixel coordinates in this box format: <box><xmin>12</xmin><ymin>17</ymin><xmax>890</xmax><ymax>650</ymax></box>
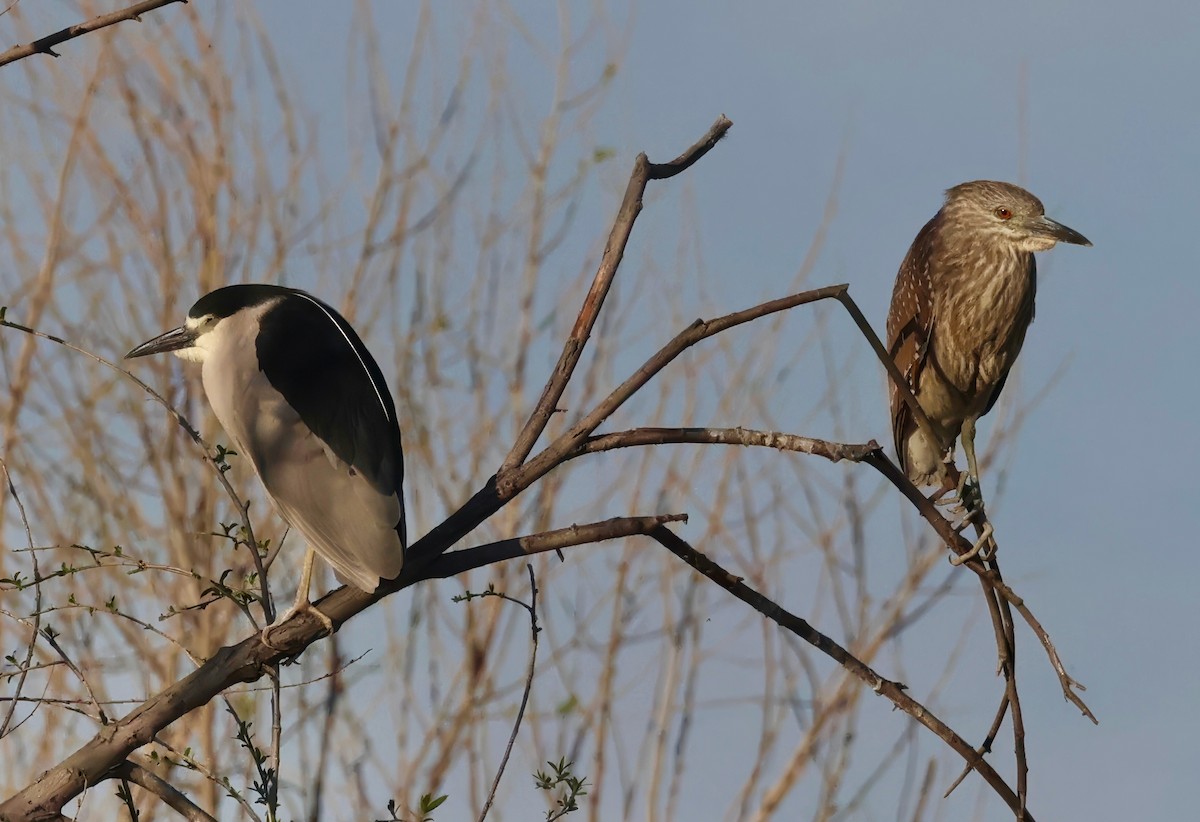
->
<box><xmin>127</xmin><ymin>284</ymin><xmax>406</xmax><ymax>643</ymax></box>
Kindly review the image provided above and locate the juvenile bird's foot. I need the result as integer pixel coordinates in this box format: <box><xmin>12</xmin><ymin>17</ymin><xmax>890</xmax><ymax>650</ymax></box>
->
<box><xmin>950</xmin><ymin>518</ymin><xmax>995</xmax><ymax>565</ymax></box>
<box><xmin>260</xmin><ymin>601</ymin><xmax>335</xmax><ymax>650</ymax></box>
<box><xmin>930</xmin><ymin>469</ymin><xmax>971</xmax><ymax>510</ymax></box>
<box><xmin>946</xmin><ymin>489</ymin><xmax>996</xmax><ymax>565</ymax></box>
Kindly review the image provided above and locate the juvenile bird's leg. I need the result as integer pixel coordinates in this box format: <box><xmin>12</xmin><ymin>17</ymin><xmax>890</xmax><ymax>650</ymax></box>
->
<box><xmin>949</xmin><ymin>416</ymin><xmax>996</xmax><ymax>563</ymax></box>
<box><xmin>960</xmin><ymin>417</ymin><xmax>983</xmax><ymax>499</ymax></box>
<box><xmin>930</xmin><ymin>445</ymin><xmax>967</xmax><ymax>508</ymax></box>
<box><xmin>950</xmin><ymin>516</ymin><xmax>994</xmax><ymax>565</ymax></box>
<box><xmin>261</xmin><ymin>547</ymin><xmax>334</xmax><ymax>649</ymax></box>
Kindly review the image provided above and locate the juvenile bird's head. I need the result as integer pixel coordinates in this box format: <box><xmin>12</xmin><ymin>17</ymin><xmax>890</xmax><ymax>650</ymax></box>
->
<box><xmin>941</xmin><ymin>180</ymin><xmax>1091</xmax><ymax>253</ymax></box>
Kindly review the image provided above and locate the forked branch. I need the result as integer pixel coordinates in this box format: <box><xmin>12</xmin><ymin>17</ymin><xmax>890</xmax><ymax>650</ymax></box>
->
<box><xmin>1</xmin><ymin>118</ymin><xmax>738</xmax><ymax>818</ymax></box>
<box><xmin>501</xmin><ymin>115</ymin><xmax>733</xmax><ymax>473</ymax></box>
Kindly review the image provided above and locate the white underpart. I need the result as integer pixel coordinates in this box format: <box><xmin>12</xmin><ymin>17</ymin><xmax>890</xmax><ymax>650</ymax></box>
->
<box><xmin>903</xmin><ymin>425</ymin><xmax>946</xmax><ymax>486</ymax></box>
<box><xmin>175</xmin><ymin>303</ymin><xmax>404</xmax><ymax>592</ymax></box>
<box><xmin>1017</xmin><ymin>234</ymin><xmax>1058</xmax><ymax>252</ymax></box>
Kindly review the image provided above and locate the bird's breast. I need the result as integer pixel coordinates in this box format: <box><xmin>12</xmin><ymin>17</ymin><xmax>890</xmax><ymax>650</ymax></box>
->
<box><xmin>198</xmin><ymin>314</ymin><xmax>301</xmax><ymax>473</ymax></box>
<box><xmin>931</xmin><ymin>250</ymin><xmax>1035</xmax><ymax>406</ymax></box>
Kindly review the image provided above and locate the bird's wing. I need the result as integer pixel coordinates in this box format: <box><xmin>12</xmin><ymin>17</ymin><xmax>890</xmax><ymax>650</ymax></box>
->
<box><xmin>886</xmin><ymin>218</ymin><xmax>938</xmax><ymax>470</ymax></box>
<box><xmin>255</xmin><ymin>293</ymin><xmax>406</xmax><ymax>585</ymax></box>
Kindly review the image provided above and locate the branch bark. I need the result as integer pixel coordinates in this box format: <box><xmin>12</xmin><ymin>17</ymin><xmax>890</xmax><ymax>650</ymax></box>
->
<box><xmin>0</xmin><ymin>514</ymin><xmax>682</xmax><ymax>819</ymax></box>
<box><xmin>500</xmin><ymin>115</ymin><xmax>732</xmax><ymax>473</ymax></box>
<box><xmin>0</xmin><ymin>0</ymin><xmax>186</xmax><ymax>69</ymax></box>
<box><xmin>114</xmin><ymin>758</ymin><xmax>217</xmax><ymax>822</ymax></box>
<box><xmin>649</xmin><ymin>525</ymin><xmax>1035</xmax><ymax>820</ymax></box>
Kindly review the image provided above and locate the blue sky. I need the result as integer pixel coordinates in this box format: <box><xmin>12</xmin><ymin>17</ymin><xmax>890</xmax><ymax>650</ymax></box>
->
<box><xmin>2</xmin><ymin>1</ymin><xmax>1197</xmax><ymax>820</ymax></box>
<box><xmin>269</xmin><ymin>3</ymin><xmax>1199</xmax><ymax>817</ymax></box>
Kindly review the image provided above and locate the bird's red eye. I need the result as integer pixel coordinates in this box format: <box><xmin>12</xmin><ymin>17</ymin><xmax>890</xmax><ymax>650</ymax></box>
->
<box><xmin>994</xmin><ymin>207</ymin><xmax>1012</xmax><ymax>220</ymax></box>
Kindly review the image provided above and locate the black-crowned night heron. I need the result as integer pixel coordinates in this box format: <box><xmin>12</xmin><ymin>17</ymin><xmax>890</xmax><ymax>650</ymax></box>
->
<box><xmin>127</xmin><ymin>284</ymin><xmax>406</xmax><ymax>644</ymax></box>
<box><xmin>886</xmin><ymin>180</ymin><xmax>1091</xmax><ymax>501</ymax></box>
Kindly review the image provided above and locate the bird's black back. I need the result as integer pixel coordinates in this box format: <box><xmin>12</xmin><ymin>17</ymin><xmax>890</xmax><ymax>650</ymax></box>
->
<box><xmin>254</xmin><ymin>290</ymin><xmax>407</xmax><ymax>546</ymax></box>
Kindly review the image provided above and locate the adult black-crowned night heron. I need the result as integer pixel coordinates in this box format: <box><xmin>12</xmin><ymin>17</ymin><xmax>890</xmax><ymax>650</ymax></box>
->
<box><xmin>127</xmin><ymin>284</ymin><xmax>406</xmax><ymax>643</ymax></box>
<box><xmin>886</xmin><ymin>180</ymin><xmax>1091</xmax><ymax>498</ymax></box>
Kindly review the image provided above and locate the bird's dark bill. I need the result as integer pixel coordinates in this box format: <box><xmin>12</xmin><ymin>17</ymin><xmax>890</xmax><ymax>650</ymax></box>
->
<box><xmin>1039</xmin><ymin>216</ymin><xmax>1092</xmax><ymax>247</ymax></box>
<box><xmin>125</xmin><ymin>325</ymin><xmax>198</xmax><ymax>359</ymax></box>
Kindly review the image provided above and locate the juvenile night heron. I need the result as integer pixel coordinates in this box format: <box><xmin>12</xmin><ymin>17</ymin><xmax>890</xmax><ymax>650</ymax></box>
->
<box><xmin>886</xmin><ymin>180</ymin><xmax>1090</xmax><ymax>501</ymax></box>
<box><xmin>127</xmin><ymin>284</ymin><xmax>406</xmax><ymax>644</ymax></box>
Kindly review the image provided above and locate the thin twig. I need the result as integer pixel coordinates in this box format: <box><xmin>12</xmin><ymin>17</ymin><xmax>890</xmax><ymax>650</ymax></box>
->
<box><xmin>0</xmin><ymin>0</ymin><xmax>186</xmax><ymax>68</ymax></box>
<box><xmin>150</xmin><ymin>738</ymin><xmax>264</xmax><ymax>822</ymax></box>
<box><xmin>307</xmin><ymin>639</ymin><xmax>342</xmax><ymax>822</ymax></box>
<box><xmin>0</xmin><ymin>315</ymin><xmax>274</xmax><ymax>624</ymax></box>
<box><xmin>0</xmin><ymin>458</ymin><xmax>46</xmax><ymax>737</ymax></box>
<box><xmin>268</xmin><ymin>665</ymin><xmax>282</xmax><ymax>820</ymax></box>
<box><xmin>477</xmin><ymin>564</ymin><xmax>540</xmax><ymax>822</ymax></box>
<box><xmin>862</xmin><ymin>449</ymin><xmax>1095</xmax><ymax>721</ymax></box>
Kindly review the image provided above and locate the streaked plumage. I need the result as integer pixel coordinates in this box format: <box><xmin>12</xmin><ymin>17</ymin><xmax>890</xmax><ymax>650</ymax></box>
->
<box><xmin>886</xmin><ymin>181</ymin><xmax>1091</xmax><ymax>488</ymax></box>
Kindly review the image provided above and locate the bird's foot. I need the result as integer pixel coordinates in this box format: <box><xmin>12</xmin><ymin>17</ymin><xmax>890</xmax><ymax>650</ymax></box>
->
<box><xmin>259</xmin><ymin>601</ymin><xmax>335</xmax><ymax>650</ymax></box>
<box><xmin>949</xmin><ymin>520</ymin><xmax>995</xmax><ymax>565</ymax></box>
<box><xmin>945</xmin><ymin>490</ymin><xmax>996</xmax><ymax>565</ymax></box>
<box><xmin>930</xmin><ymin>470</ymin><xmax>971</xmax><ymax>512</ymax></box>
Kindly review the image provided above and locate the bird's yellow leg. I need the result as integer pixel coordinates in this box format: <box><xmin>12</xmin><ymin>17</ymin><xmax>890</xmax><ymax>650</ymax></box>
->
<box><xmin>949</xmin><ymin>417</ymin><xmax>997</xmax><ymax>562</ymax></box>
<box><xmin>950</xmin><ymin>519</ymin><xmax>994</xmax><ymax>565</ymax></box>
<box><xmin>260</xmin><ymin>548</ymin><xmax>334</xmax><ymax>649</ymax></box>
<box><xmin>961</xmin><ymin>417</ymin><xmax>982</xmax><ymax>493</ymax></box>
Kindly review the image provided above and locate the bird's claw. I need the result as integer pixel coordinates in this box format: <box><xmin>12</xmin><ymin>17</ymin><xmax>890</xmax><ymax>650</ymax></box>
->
<box><xmin>259</xmin><ymin>601</ymin><xmax>335</xmax><ymax>650</ymax></box>
<box><xmin>949</xmin><ymin>521</ymin><xmax>995</xmax><ymax>565</ymax></box>
<box><xmin>936</xmin><ymin>475</ymin><xmax>995</xmax><ymax>565</ymax></box>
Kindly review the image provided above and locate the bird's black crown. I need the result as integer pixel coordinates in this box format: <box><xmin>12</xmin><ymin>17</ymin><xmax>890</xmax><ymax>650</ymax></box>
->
<box><xmin>188</xmin><ymin>284</ymin><xmax>300</xmax><ymax>321</ymax></box>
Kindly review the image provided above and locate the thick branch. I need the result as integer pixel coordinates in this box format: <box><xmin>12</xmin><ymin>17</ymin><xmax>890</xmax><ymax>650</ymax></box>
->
<box><xmin>501</xmin><ymin>115</ymin><xmax>732</xmax><ymax>473</ymax></box>
<box><xmin>0</xmin><ymin>0</ymin><xmax>186</xmax><ymax>69</ymax></box>
<box><xmin>650</xmin><ymin>525</ymin><xmax>1034</xmax><ymax>820</ymax></box>
<box><xmin>0</xmin><ymin>514</ymin><xmax>682</xmax><ymax>819</ymax></box>
<box><xmin>114</xmin><ymin>759</ymin><xmax>217</xmax><ymax>822</ymax></box>
<box><xmin>429</xmin><ymin>514</ymin><xmax>686</xmax><ymax>579</ymax></box>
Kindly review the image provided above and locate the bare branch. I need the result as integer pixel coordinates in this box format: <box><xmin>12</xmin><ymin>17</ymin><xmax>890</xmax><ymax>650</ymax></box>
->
<box><xmin>114</xmin><ymin>758</ymin><xmax>217</xmax><ymax>822</ymax></box>
<box><xmin>0</xmin><ymin>513</ymin><xmax>682</xmax><ymax>818</ymax></box>
<box><xmin>649</xmin><ymin>525</ymin><xmax>1035</xmax><ymax>820</ymax></box>
<box><xmin>429</xmin><ymin>514</ymin><xmax>687</xmax><ymax>579</ymax></box>
<box><xmin>862</xmin><ymin>449</ymin><xmax>1095</xmax><ymax>722</ymax></box>
<box><xmin>575</xmin><ymin>426</ymin><xmax>878</xmax><ymax>464</ymax></box>
<box><xmin>504</xmin><ymin>284</ymin><xmax>851</xmax><ymax>497</ymax></box>
<box><xmin>832</xmin><ymin>290</ymin><xmax>949</xmax><ymax>453</ymax></box>
<box><xmin>0</xmin><ymin>0</ymin><xmax>186</xmax><ymax>69</ymax></box>
<box><xmin>477</xmin><ymin>564</ymin><xmax>540</xmax><ymax>822</ymax></box>
<box><xmin>501</xmin><ymin>115</ymin><xmax>733</xmax><ymax>473</ymax></box>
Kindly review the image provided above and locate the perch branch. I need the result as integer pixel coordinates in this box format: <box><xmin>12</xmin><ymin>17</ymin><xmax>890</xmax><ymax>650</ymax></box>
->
<box><xmin>0</xmin><ymin>514</ymin><xmax>681</xmax><ymax>819</ymax></box>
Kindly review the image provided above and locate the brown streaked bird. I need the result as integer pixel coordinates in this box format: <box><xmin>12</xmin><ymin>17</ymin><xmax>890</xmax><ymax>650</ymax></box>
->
<box><xmin>886</xmin><ymin>180</ymin><xmax>1091</xmax><ymax>494</ymax></box>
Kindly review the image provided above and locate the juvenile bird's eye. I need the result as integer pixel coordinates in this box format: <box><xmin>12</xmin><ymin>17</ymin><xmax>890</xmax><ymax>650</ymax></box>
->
<box><xmin>994</xmin><ymin>207</ymin><xmax>1012</xmax><ymax>220</ymax></box>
